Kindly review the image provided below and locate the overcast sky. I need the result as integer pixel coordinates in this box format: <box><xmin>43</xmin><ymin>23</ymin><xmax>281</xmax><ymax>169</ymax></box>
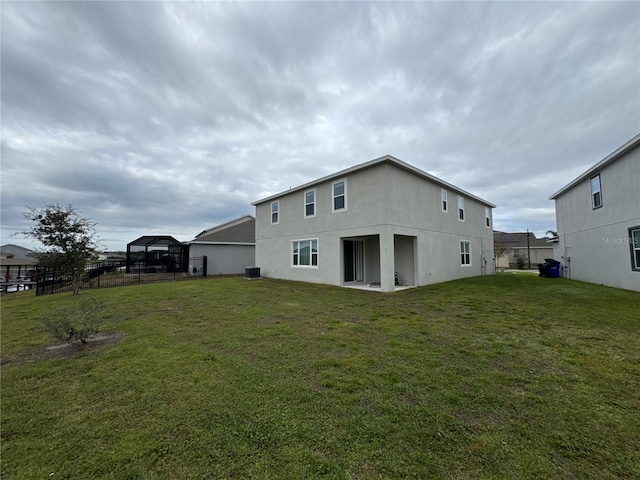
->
<box><xmin>2</xmin><ymin>1</ymin><xmax>639</xmax><ymax>252</ymax></box>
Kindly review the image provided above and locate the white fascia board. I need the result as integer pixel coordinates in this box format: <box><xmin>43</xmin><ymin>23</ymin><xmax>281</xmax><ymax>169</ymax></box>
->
<box><xmin>252</xmin><ymin>155</ymin><xmax>496</xmax><ymax>208</ymax></box>
<box><xmin>549</xmin><ymin>133</ymin><xmax>640</xmax><ymax>200</ymax></box>
<box><xmin>185</xmin><ymin>241</ymin><xmax>255</xmax><ymax>246</ymax></box>
<box><xmin>196</xmin><ymin>215</ymin><xmax>255</xmax><ymax>238</ymax></box>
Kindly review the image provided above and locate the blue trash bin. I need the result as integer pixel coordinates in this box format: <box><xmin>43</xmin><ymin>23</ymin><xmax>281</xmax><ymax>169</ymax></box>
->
<box><xmin>544</xmin><ymin>259</ymin><xmax>561</xmax><ymax>278</ymax></box>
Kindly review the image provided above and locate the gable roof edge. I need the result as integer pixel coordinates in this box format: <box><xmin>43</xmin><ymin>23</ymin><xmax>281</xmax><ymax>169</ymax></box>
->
<box><xmin>252</xmin><ymin>155</ymin><xmax>496</xmax><ymax>208</ymax></box>
<box><xmin>549</xmin><ymin>133</ymin><xmax>640</xmax><ymax>200</ymax></box>
<box><xmin>185</xmin><ymin>241</ymin><xmax>255</xmax><ymax>246</ymax></box>
<box><xmin>195</xmin><ymin>215</ymin><xmax>254</xmax><ymax>239</ymax></box>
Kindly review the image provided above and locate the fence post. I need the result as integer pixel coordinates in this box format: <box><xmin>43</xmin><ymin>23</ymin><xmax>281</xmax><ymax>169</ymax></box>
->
<box><xmin>203</xmin><ymin>256</ymin><xmax>207</xmax><ymax>278</ymax></box>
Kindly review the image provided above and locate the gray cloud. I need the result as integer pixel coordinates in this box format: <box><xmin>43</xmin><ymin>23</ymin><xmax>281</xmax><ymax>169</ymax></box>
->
<box><xmin>2</xmin><ymin>1</ymin><xmax>638</xmax><ymax>251</ymax></box>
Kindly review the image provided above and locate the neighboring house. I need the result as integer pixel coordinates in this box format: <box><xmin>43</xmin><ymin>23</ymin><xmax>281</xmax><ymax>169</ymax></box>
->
<box><xmin>97</xmin><ymin>252</ymin><xmax>126</xmax><ymax>262</ymax></box>
<box><xmin>549</xmin><ymin>133</ymin><xmax>640</xmax><ymax>292</ymax></box>
<box><xmin>1</xmin><ymin>257</ymin><xmax>38</xmax><ymax>285</ymax></box>
<box><xmin>493</xmin><ymin>231</ymin><xmax>554</xmax><ymax>268</ymax></box>
<box><xmin>186</xmin><ymin>215</ymin><xmax>255</xmax><ymax>275</ymax></box>
<box><xmin>1</xmin><ymin>244</ymin><xmax>33</xmax><ymax>259</ymax></box>
<box><xmin>252</xmin><ymin>155</ymin><xmax>495</xmax><ymax>292</ymax></box>
<box><xmin>1</xmin><ymin>245</ymin><xmax>38</xmax><ymax>289</ymax></box>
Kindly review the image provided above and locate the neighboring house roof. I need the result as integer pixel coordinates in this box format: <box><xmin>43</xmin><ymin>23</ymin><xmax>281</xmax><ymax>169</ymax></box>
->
<box><xmin>189</xmin><ymin>215</ymin><xmax>255</xmax><ymax>244</ymax></box>
<box><xmin>127</xmin><ymin>236</ymin><xmax>183</xmax><ymax>247</ymax></box>
<box><xmin>494</xmin><ymin>231</ymin><xmax>552</xmax><ymax>248</ymax></box>
<box><xmin>0</xmin><ymin>257</ymin><xmax>38</xmax><ymax>266</ymax></box>
<box><xmin>550</xmin><ymin>133</ymin><xmax>640</xmax><ymax>199</ymax></box>
<box><xmin>1</xmin><ymin>244</ymin><xmax>34</xmax><ymax>258</ymax></box>
<box><xmin>252</xmin><ymin>155</ymin><xmax>496</xmax><ymax>208</ymax></box>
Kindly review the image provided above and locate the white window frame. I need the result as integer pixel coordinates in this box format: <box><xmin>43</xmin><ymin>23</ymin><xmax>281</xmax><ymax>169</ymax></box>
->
<box><xmin>332</xmin><ymin>179</ymin><xmax>347</xmax><ymax>212</ymax></box>
<box><xmin>304</xmin><ymin>189</ymin><xmax>316</xmax><ymax>218</ymax></box>
<box><xmin>441</xmin><ymin>189</ymin><xmax>448</xmax><ymax>213</ymax></box>
<box><xmin>271</xmin><ymin>201</ymin><xmax>279</xmax><ymax>225</ymax></box>
<box><xmin>460</xmin><ymin>240</ymin><xmax>471</xmax><ymax>266</ymax></box>
<box><xmin>485</xmin><ymin>207</ymin><xmax>491</xmax><ymax>228</ymax></box>
<box><xmin>292</xmin><ymin>238</ymin><xmax>319</xmax><ymax>268</ymax></box>
<box><xmin>458</xmin><ymin>196</ymin><xmax>465</xmax><ymax>222</ymax></box>
<box><xmin>630</xmin><ymin>227</ymin><xmax>640</xmax><ymax>271</ymax></box>
<box><xmin>590</xmin><ymin>174</ymin><xmax>603</xmax><ymax>209</ymax></box>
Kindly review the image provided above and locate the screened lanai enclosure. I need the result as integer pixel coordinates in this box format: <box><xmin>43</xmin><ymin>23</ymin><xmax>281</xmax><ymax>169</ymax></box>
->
<box><xmin>126</xmin><ymin>236</ymin><xmax>188</xmax><ymax>274</ymax></box>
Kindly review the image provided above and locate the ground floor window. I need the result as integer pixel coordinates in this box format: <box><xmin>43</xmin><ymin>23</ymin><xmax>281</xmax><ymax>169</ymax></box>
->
<box><xmin>630</xmin><ymin>227</ymin><xmax>640</xmax><ymax>271</ymax></box>
<box><xmin>292</xmin><ymin>239</ymin><xmax>318</xmax><ymax>267</ymax></box>
<box><xmin>460</xmin><ymin>240</ymin><xmax>471</xmax><ymax>266</ymax></box>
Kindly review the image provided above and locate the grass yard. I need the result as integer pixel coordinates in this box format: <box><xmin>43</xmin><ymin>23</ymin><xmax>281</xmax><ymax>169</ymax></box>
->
<box><xmin>1</xmin><ymin>275</ymin><xmax>639</xmax><ymax>479</ymax></box>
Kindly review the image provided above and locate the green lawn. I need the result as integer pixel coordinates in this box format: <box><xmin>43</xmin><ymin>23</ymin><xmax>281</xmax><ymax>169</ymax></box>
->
<box><xmin>1</xmin><ymin>275</ymin><xmax>638</xmax><ymax>479</ymax></box>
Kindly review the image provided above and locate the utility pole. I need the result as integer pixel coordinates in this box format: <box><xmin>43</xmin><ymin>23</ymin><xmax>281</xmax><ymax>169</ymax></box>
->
<box><xmin>527</xmin><ymin>229</ymin><xmax>531</xmax><ymax>269</ymax></box>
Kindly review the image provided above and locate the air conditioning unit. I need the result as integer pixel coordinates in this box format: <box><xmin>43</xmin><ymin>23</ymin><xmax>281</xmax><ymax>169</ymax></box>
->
<box><xmin>245</xmin><ymin>266</ymin><xmax>261</xmax><ymax>279</ymax></box>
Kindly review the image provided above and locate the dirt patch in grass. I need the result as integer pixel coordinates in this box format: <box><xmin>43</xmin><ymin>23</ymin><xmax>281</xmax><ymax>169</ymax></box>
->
<box><xmin>1</xmin><ymin>332</ymin><xmax>124</xmax><ymax>365</ymax></box>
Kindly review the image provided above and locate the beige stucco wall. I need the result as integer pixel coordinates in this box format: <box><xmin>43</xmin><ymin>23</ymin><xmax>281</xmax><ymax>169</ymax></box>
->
<box><xmin>554</xmin><ymin>147</ymin><xmax>640</xmax><ymax>291</ymax></box>
<box><xmin>188</xmin><ymin>243</ymin><xmax>255</xmax><ymax>275</ymax></box>
<box><xmin>255</xmin><ymin>162</ymin><xmax>494</xmax><ymax>291</ymax></box>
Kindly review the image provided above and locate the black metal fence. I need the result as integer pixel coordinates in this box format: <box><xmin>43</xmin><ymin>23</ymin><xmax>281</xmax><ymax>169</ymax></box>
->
<box><xmin>35</xmin><ymin>257</ymin><xmax>208</xmax><ymax>296</ymax></box>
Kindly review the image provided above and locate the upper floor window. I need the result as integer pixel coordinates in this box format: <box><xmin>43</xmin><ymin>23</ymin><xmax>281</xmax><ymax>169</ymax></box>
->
<box><xmin>590</xmin><ymin>174</ymin><xmax>602</xmax><ymax>209</ymax></box>
<box><xmin>458</xmin><ymin>196</ymin><xmax>465</xmax><ymax>221</ymax></box>
<box><xmin>292</xmin><ymin>239</ymin><xmax>318</xmax><ymax>267</ymax></box>
<box><xmin>271</xmin><ymin>201</ymin><xmax>279</xmax><ymax>224</ymax></box>
<box><xmin>630</xmin><ymin>227</ymin><xmax>640</xmax><ymax>271</ymax></box>
<box><xmin>460</xmin><ymin>240</ymin><xmax>471</xmax><ymax>266</ymax></box>
<box><xmin>485</xmin><ymin>207</ymin><xmax>491</xmax><ymax>228</ymax></box>
<box><xmin>333</xmin><ymin>180</ymin><xmax>347</xmax><ymax>212</ymax></box>
<box><xmin>305</xmin><ymin>190</ymin><xmax>316</xmax><ymax>218</ymax></box>
<box><xmin>441</xmin><ymin>190</ymin><xmax>448</xmax><ymax>212</ymax></box>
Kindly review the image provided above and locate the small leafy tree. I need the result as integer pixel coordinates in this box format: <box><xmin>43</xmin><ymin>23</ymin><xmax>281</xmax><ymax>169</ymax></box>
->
<box><xmin>39</xmin><ymin>298</ymin><xmax>104</xmax><ymax>347</ymax></box>
<box><xmin>17</xmin><ymin>204</ymin><xmax>100</xmax><ymax>295</ymax></box>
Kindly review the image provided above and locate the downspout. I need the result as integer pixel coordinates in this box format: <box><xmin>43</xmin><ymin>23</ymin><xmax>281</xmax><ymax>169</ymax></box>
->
<box><xmin>481</xmin><ymin>238</ymin><xmax>484</xmax><ymax>275</ymax></box>
<box><xmin>562</xmin><ymin>233</ymin><xmax>571</xmax><ymax>279</ymax></box>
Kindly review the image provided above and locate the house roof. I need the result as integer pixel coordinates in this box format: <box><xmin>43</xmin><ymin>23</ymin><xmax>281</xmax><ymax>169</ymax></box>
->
<box><xmin>188</xmin><ymin>215</ymin><xmax>255</xmax><ymax>244</ymax></box>
<box><xmin>127</xmin><ymin>236</ymin><xmax>183</xmax><ymax>247</ymax></box>
<box><xmin>0</xmin><ymin>257</ymin><xmax>38</xmax><ymax>267</ymax></box>
<box><xmin>494</xmin><ymin>231</ymin><xmax>552</xmax><ymax>248</ymax></box>
<box><xmin>1</xmin><ymin>244</ymin><xmax>34</xmax><ymax>258</ymax></box>
<box><xmin>252</xmin><ymin>155</ymin><xmax>496</xmax><ymax>208</ymax></box>
<box><xmin>550</xmin><ymin>133</ymin><xmax>640</xmax><ymax>200</ymax></box>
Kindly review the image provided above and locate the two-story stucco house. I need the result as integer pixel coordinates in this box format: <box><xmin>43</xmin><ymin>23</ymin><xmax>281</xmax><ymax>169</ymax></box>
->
<box><xmin>549</xmin><ymin>133</ymin><xmax>640</xmax><ymax>292</ymax></box>
<box><xmin>252</xmin><ymin>155</ymin><xmax>496</xmax><ymax>292</ymax></box>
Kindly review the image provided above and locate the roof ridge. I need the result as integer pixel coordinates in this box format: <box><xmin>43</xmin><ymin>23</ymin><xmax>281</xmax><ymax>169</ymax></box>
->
<box><xmin>252</xmin><ymin>155</ymin><xmax>495</xmax><ymax>208</ymax></box>
<box><xmin>195</xmin><ymin>215</ymin><xmax>254</xmax><ymax>239</ymax></box>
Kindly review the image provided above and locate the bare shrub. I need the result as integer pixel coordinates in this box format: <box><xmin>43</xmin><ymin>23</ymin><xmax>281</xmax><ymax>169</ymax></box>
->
<box><xmin>39</xmin><ymin>298</ymin><xmax>104</xmax><ymax>347</ymax></box>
